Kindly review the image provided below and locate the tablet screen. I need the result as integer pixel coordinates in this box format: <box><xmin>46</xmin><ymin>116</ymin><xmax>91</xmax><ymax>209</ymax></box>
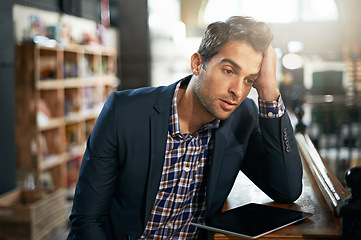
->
<box><xmin>192</xmin><ymin>203</ymin><xmax>312</xmax><ymax>239</ymax></box>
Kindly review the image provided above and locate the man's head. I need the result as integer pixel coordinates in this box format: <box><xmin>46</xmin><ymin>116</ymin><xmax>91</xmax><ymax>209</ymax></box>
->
<box><xmin>198</xmin><ymin>16</ymin><xmax>273</xmax><ymax>66</ymax></box>
<box><xmin>188</xmin><ymin>16</ymin><xmax>273</xmax><ymax>122</ymax></box>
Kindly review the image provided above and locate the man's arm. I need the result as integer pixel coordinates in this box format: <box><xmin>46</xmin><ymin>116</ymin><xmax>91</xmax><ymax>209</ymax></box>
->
<box><xmin>241</xmin><ymin>111</ymin><xmax>303</xmax><ymax>203</ymax></box>
<box><xmin>241</xmin><ymin>46</ymin><xmax>303</xmax><ymax>203</ymax></box>
<box><xmin>68</xmin><ymin>92</ymin><xmax>119</xmax><ymax>239</ymax></box>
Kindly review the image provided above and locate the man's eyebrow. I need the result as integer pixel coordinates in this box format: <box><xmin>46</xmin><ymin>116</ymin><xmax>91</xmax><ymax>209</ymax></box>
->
<box><xmin>220</xmin><ymin>59</ymin><xmax>241</xmax><ymax>70</ymax></box>
<box><xmin>250</xmin><ymin>72</ymin><xmax>260</xmax><ymax>78</ymax></box>
<box><xmin>221</xmin><ymin>58</ymin><xmax>260</xmax><ymax>77</ymax></box>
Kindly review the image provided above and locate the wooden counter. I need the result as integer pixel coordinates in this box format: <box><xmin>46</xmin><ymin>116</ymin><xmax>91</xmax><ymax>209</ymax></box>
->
<box><xmin>214</xmin><ymin>133</ymin><xmax>349</xmax><ymax>239</ymax></box>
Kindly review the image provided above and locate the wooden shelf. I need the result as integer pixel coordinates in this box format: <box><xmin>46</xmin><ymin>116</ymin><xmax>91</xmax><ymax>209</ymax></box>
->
<box><xmin>15</xmin><ymin>42</ymin><xmax>117</xmax><ymax>190</ymax></box>
<box><xmin>62</xmin><ymin>74</ymin><xmax>116</xmax><ymax>88</ymax></box>
<box><xmin>36</xmin><ymin>80</ymin><xmax>64</xmax><ymax>90</ymax></box>
<box><xmin>38</xmin><ymin>117</ymin><xmax>65</xmax><ymax>131</ymax></box>
<box><xmin>39</xmin><ymin>153</ymin><xmax>67</xmax><ymax>171</ymax></box>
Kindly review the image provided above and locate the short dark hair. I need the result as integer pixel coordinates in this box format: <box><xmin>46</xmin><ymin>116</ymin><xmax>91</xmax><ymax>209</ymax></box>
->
<box><xmin>198</xmin><ymin>16</ymin><xmax>273</xmax><ymax>65</ymax></box>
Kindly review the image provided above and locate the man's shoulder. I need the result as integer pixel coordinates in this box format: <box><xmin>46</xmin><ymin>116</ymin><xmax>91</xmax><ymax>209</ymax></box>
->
<box><xmin>113</xmin><ymin>75</ymin><xmax>190</xmax><ymax>100</ymax></box>
<box><xmin>106</xmin><ymin>81</ymin><xmax>179</xmax><ymax>114</ymax></box>
<box><xmin>114</xmin><ymin>82</ymin><xmax>175</xmax><ymax>100</ymax></box>
<box><xmin>115</xmin><ymin>85</ymin><xmax>165</xmax><ymax>98</ymax></box>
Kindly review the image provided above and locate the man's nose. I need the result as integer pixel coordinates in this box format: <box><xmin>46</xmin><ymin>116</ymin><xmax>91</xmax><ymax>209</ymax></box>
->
<box><xmin>229</xmin><ymin>78</ymin><xmax>244</xmax><ymax>98</ymax></box>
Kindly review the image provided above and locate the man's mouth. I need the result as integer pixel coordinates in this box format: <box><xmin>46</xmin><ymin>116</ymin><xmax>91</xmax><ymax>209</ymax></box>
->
<box><xmin>220</xmin><ymin>99</ymin><xmax>237</xmax><ymax>111</ymax></box>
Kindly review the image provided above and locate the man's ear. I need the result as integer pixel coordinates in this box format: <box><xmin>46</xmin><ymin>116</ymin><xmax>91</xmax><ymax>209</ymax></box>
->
<box><xmin>190</xmin><ymin>52</ymin><xmax>203</xmax><ymax>75</ymax></box>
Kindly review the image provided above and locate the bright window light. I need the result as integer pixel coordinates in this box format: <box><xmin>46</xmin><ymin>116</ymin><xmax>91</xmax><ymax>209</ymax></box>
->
<box><xmin>203</xmin><ymin>0</ymin><xmax>240</xmax><ymax>24</ymax></box>
<box><xmin>301</xmin><ymin>0</ymin><xmax>339</xmax><ymax>21</ymax></box>
<box><xmin>203</xmin><ymin>0</ymin><xmax>339</xmax><ymax>24</ymax></box>
<box><xmin>239</xmin><ymin>0</ymin><xmax>299</xmax><ymax>23</ymax></box>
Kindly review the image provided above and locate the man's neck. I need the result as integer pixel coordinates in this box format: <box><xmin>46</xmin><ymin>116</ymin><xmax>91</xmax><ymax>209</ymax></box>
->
<box><xmin>176</xmin><ymin>79</ymin><xmax>214</xmax><ymax>135</ymax></box>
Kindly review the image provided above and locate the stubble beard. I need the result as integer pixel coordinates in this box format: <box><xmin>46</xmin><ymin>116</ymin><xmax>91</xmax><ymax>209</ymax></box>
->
<box><xmin>193</xmin><ymin>77</ymin><xmax>234</xmax><ymax>121</ymax></box>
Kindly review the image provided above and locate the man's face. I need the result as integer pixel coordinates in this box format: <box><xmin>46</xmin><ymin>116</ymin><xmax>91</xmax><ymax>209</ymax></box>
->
<box><xmin>193</xmin><ymin>41</ymin><xmax>263</xmax><ymax>120</ymax></box>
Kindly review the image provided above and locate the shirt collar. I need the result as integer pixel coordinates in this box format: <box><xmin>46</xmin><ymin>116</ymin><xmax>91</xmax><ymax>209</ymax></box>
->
<box><xmin>169</xmin><ymin>78</ymin><xmax>220</xmax><ymax>139</ymax></box>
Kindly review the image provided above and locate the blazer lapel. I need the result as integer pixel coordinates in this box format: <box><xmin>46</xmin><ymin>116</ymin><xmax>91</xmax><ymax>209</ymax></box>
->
<box><xmin>143</xmin><ymin>82</ymin><xmax>178</xmax><ymax>225</ymax></box>
<box><xmin>206</xmin><ymin>119</ymin><xmax>231</xmax><ymax>214</ymax></box>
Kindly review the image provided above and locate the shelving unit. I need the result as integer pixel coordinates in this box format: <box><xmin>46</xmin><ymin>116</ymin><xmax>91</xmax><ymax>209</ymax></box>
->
<box><xmin>15</xmin><ymin>42</ymin><xmax>117</xmax><ymax>191</ymax></box>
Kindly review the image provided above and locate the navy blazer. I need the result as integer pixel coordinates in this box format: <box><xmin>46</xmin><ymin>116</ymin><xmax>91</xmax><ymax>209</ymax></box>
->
<box><xmin>68</xmin><ymin>76</ymin><xmax>303</xmax><ymax>239</ymax></box>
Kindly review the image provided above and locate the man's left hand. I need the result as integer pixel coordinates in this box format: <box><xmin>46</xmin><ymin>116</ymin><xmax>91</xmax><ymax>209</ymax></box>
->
<box><xmin>253</xmin><ymin>45</ymin><xmax>280</xmax><ymax>101</ymax></box>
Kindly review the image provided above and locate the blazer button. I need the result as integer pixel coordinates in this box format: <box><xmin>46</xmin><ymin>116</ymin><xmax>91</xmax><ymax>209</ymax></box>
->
<box><xmin>283</xmin><ymin>135</ymin><xmax>288</xmax><ymax>141</ymax></box>
<box><xmin>285</xmin><ymin>146</ymin><xmax>291</xmax><ymax>152</ymax></box>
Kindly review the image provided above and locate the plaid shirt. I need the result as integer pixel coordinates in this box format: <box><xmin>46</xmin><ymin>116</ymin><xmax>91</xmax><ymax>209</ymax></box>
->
<box><xmin>140</xmin><ymin>80</ymin><xmax>284</xmax><ymax>239</ymax></box>
<box><xmin>258</xmin><ymin>95</ymin><xmax>285</xmax><ymax>118</ymax></box>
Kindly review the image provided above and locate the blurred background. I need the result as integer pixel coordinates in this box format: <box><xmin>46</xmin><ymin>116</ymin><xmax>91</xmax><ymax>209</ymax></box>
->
<box><xmin>0</xmin><ymin>1</ymin><xmax>361</xmax><ymax>238</ymax></box>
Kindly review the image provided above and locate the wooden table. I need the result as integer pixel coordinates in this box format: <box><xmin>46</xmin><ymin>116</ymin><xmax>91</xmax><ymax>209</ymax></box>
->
<box><xmin>214</xmin><ymin>133</ymin><xmax>349</xmax><ymax>239</ymax></box>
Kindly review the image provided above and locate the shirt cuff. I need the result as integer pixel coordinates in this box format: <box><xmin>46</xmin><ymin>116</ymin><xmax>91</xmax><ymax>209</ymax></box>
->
<box><xmin>258</xmin><ymin>95</ymin><xmax>285</xmax><ymax>118</ymax></box>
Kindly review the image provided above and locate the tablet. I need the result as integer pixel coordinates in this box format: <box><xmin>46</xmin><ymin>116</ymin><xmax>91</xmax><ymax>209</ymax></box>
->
<box><xmin>191</xmin><ymin>203</ymin><xmax>312</xmax><ymax>239</ymax></box>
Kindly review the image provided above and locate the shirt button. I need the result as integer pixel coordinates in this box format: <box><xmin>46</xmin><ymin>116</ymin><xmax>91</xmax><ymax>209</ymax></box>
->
<box><xmin>184</xmin><ymin>167</ymin><xmax>190</xmax><ymax>172</ymax></box>
<box><xmin>177</xmin><ymin>198</ymin><xmax>183</xmax><ymax>203</ymax></box>
<box><xmin>267</xmin><ymin>112</ymin><xmax>273</xmax><ymax>117</ymax></box>
<box><xmin>167</xmin><ymin>222</ymin><xmax>172</xmax><ymax>228</ymax></box>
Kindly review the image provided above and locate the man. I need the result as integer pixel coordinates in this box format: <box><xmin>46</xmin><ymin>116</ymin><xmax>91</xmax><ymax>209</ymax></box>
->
<box><xmin>68</xmin><ymin>16</ymin><xmax>303</xmax><ymax>239</ymax></box>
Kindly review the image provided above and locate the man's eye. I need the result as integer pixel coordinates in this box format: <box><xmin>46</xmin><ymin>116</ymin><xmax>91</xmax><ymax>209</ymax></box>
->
<box><xmin>245</xmin><ymin>78</ymin><xmax>254</xmax><ymax>85</ymax></box>
<box><xmin>224</xmin><ymin>69</ymin><xmax>233</xmax><ymax>74</ymax></box>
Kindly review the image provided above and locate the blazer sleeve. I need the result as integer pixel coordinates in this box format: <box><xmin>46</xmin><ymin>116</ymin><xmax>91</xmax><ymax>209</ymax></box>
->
<box><xmin>68</xmin><ymin>92</ymin><xmax>120</xmax><ymax>240</ymax></box>
<box><xmin>241</xmin><ymin>111</ymin><xmax>303</xmax><ymax>203</ymax></box>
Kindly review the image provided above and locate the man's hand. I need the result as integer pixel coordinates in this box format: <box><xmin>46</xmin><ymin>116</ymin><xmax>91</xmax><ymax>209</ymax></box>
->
<box><xmin>253</xmin><ymin>45</ymin><xmax>280</xmax><ymax>101</ymax></box>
